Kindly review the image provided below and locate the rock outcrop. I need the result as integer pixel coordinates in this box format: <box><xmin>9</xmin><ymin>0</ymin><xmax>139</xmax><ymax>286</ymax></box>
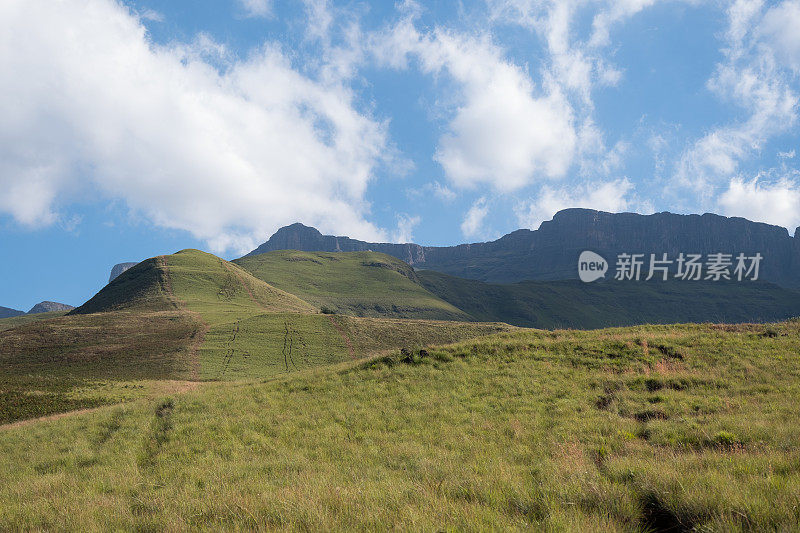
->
<box><xmin>246</xmin><ymin>209</ymin><xmax>800</xmax><ymax>287</ymax></box>
<box><xmin>27</xmin><ymin>301</ymin><xmax>75</xmax><ymax>314</ymax></box>
<box><xmin>109</xmin><ymin>262</ymin><xmax>138</xmax><ymax>284</ymax></box>
<box><xmin>247</xmin><ymin>223</ymin><xmax>426</xmax><ymax>265</ymax></box>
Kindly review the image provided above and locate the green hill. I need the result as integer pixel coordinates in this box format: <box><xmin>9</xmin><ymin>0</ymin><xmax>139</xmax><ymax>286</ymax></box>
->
<box><xmin>417</xmin><ymin>270</ymin><xmax>800</xmax><ymax>328</ymax></box>
<box><xmin>1</xmin><ymin>249</ymin><xmax>511</xmax><ymax>423</ymax></box>
<box><xmin>234</xmin><ymin>250</ymin><xmax>472</xmax><ymax>321</ymax></box>
<box><xmin>2</xmin><ymin>320</ymin><xmax>799</xmax><ymax>530</ymax></box>
<box><xmin>66</xmin><ymin>249</ymin><xmax>507</xmax><ymax>381</ymax></box>
<box><xmin>72</xmin><ymin>249</ymin><xmax>315</xmax><ymax>316</ymax></box>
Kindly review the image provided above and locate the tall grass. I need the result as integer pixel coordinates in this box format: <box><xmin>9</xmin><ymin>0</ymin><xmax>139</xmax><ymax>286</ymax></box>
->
<box><xmin>1</xmin><ymin>320</ymin><xmax>799</xmax><ymax>530</ymax></box>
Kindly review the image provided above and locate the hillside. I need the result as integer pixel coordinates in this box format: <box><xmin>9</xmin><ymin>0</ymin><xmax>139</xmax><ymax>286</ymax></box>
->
<box><xmin>247</xmin><ymin>209</ymin><xmax>800</xmax><ymax>286</ymax></box>
<box><xmin>0</xmin><ymin>306</ymin><xmax>24</xmax><ymax>319</ymax></box>
<box><xmin>418</xmin><ymin>270</ymin><xmax>800</xmax><ymax>328</ymax></box>
<box><xmin>72</xmin><ymin>249</ymin><xmax>314</xmax><ymax>316</ymax></box>
<box><xmin>234</xmin><ymin>250</ymin><xmax>472</xmax><ymax>321</ymax></box>
<box><xmin>2</xmin><ymin>320</ymin><xmax>799</xmax><ymax>530</ymax></box>
<box><xmin>1</xmin><ymin>249</ymin><xmax>511</xmax><ymax>422</ymax></box>
<box><xmin>0</xmin><ymin>310</ymin><xmax>71</xmax><ymax>332</ymax></box>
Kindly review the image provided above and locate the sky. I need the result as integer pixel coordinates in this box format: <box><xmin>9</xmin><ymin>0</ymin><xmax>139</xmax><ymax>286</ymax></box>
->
<box><xmin>1</xmin><ymin>0</ymin><xmax>799</xmax><ymax>311</ymax></box>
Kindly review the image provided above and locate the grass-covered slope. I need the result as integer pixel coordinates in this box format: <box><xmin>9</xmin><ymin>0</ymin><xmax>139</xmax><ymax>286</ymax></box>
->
<box><xmin>0</xmin><ymin>310</ymin><xmax>69</xmax><ymax>332</ymax></box>
<box><xmin>72</xmin><ymin>249</ymin><xmax>315</xmax><ymax>316</ymax></box>
<box><xmin>418</xmin><ymin>270</ymin><xmax>800</xmax><ymax>328</ymax></box>
<box><xmin>0</xmin><ymin>309</ymin><xmax>202</xmax><ymax>424</ymax></box>
<box><xmin>235</xmin><ymin>250</ymin><xmax>472</xmax><ymax>321</ymax></box>
<box><xmin>0</xmin><ymin>249</ymin><xmax>509</xmax><ymax>422</ymax></box>
<box><xmin>2</xmin><ymin>320</ymin><xmax>799</xmax><ymax>530</ymax></box>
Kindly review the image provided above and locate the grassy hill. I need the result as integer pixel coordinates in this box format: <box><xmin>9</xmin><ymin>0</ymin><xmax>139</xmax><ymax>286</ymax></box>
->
<box><xmin>418</xmin><ymin>270</ymin><xmax>800</xmax><ymax>328</ymax></box>
<box><xmin>235</xmin><ymin>250</ymin><xmax>472</xmax><ymax>321</ymax></box>
<box><xmin>1</xmin><ymin>320</ymin><xmax>799</xmax><ymax>530</ymax></box>
<box><xmin>0</xmin><ymin>250</ymin><xmax>510</xmax><ymax>422</ymax></box>
<box><xmin>72</xmin><ymin>249</ymin><xmax>315</xmax><ymax>316</ymax></box>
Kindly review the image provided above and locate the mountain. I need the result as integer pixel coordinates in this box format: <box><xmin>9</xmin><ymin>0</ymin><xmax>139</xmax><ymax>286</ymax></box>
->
<box><xmin>417</xmin><ymin>270</ymin><xmax>800</xmax><ymax>329</ymax></box>
<box><xmin>0</xmin><ymin>306</ymin><xmax>24</xmax><ymax>319</ymax></box>
<box><xmin>27</xmin><ymin>301</ymin><xmax>74</xmax><ymax>314</ymax></box>
<box><xmin>234</xmin><ymin>250</ymin><xmax>472</xmax><ymax>321</ymax></box>
<box><xmin>109</xmin><ymin>262</ymin><xmax>138</xmax><ymax>283</ymax></box>
<box><xmin>247</xmin><ymin>210</ymin><xmax>800</xmax><ymax>287</ymax></box>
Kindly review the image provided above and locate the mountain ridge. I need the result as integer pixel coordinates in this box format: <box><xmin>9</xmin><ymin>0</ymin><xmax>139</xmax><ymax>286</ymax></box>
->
<box><xmin>247</xmin><ymin>209</ymin><xmax>800</xmax><ymax>287</ymax></box>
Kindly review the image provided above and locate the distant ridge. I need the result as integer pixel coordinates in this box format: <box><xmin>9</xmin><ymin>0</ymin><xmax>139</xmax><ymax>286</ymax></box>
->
<box><xmin>27</xmin><ymin>301</ymin><xmax>74</xmax><ymax>314</ymax></box>
<box><xmin>0</xmin><ymin>306</ymin><xmax>24</xmax><ymax>319</ymax></box>
<box><xmin>247</xmin><ymin>210</ymin><xmax>800</xmax><ymax>287</ymax></box>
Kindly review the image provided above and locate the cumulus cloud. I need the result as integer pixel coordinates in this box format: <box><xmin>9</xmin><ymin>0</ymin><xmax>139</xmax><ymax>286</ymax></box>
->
<box><xmin>484</xmin><ymin>0</ymin><xmax>655</xmax><ymax>184</ymax></box>
<box><xmin>0</xmin><ymin>0</ymin><xmax>389</xmax><ymax>253</ymax></box>
<box><xmin>718</xmin><ymin>174</ymin><xmax>800</xmax><ymax>231</ymax></box>
<box><xmin>461</xmin><ymin>197</ymin><xmax>490</xmax><ymax>238</ymax></box>
<box><xmin>515</xmin><ymin>178</ymin><xmax>634</xmax><ymax>230</ymax></box>
<box><xmin>372</xmin><ymin>19</ymin><xmax>577</xmax><ymax>192</ymax></box>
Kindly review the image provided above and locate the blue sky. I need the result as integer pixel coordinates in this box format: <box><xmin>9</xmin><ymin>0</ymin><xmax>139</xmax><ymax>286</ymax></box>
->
<box><xmin>1</xmin><ymin>0</ymin><xmax>799</xmax><ymax>310</ymax></box>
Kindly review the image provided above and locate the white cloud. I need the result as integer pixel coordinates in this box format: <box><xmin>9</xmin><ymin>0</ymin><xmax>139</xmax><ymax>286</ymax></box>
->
<box><xmin>405</xmin><ymin>181</ymin><xmax>457</xmax><ymax>203</ymax></box>
<box><xmin>139</xmin><ymin>9</ymin><xmax>164</xmax><ymax>22</ymax></box>
<box><xmin>238</xmin><ymin>0</ymin><xmax>272</xmax><ymax>18</ymax></box>
<box><xmin>718</xmin><ymin>174</ymin><xmax>800</xmax><ymax>231</ymax></box>
<box><xmin>391</xmin><ymin>214</ymin><xmax>421</xmax><ymax>243</ymax></box>
<box><xmin>373</xmin><ymin>21</ymin><xmax>577</xmax><ymax>191</ymax></box>
<box><xmin>303</xmin><ymin>0</ymin><xmax>334</xmax><ymax>42</ymax></box>
<box><xmin>759</xmin><ymin>1</ymin><xmax>800</xmax><ymax>72</ymax></box>
<box><xmin>0</xmin><ymin>0</ymin><xmax>390</xmax><ymax>253</ymax></box>
<box><xmin>461</xmin><ymin>197</ymin><xmax>489</xmax><ymax>238</ymax></box>
<box><xmin>431</xmin><ymin>181</ymin><xmax>457</xmax><ymax>202</ymax></box>
<box><xmin>589</xmin><ymin>0</ymin><xmax>659</xmax><ymax>48</ymax></box>
<box><xmin>515</xmin><ymin>178</ymin><xmax>634</xmax><ymax>230</ymax></box>
<box><xmin>484</xmin><ymin>0</ymin><xmax>661</xmax><ymax>184</ymax></box>
<box><xmin>676</xmin><ymin>0</ymin><xmax>799</xmax><ymax>192</ymax></box>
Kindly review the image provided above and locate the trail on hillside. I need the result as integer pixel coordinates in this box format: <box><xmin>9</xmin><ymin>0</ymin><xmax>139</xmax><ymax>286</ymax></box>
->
<box><xmin>327</xmin><ymin>315</ymin><xmax>356</xmax><ymax>358</ymax></box>
<box><xmin>157</xmin><ymin>255</ymin><xmax>181</xmax><ymax>310</ymax></box>
<box><xmin>160</xmin><ymin>255</ymin><xmax>209</xmax><ymax>379</ymax></box>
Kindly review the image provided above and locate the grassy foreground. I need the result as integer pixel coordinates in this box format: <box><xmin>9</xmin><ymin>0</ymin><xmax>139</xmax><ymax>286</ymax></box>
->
<box><xmin>2</xmin><ymin>320</ymin><xmax>799</xmax><ymax>530</ymax></box>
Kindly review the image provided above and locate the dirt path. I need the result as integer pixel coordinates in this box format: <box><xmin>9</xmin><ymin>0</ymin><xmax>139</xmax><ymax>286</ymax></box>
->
<box><xmin>327</xmin><ymin>315</ymin><xmax>356</xmax><ymax>358</ymax></box>
<box><xmin>187</xmin><ymin>313</ymin><xmax>210</xmax><ymax>380</ymax></box>
<box><xmin>0</xmin><ymin>381</ymin><xmax>203</xmax><ymax>431</ymax></box>
<box><xmin>157</xmin><ymin>255</ymin><xmax>180</xmax><ymax>309</ymax></box>
<box><xmin>159</xmin><ymin>256</ymin><xmax>209</xmax><ymax>379</ymax></box>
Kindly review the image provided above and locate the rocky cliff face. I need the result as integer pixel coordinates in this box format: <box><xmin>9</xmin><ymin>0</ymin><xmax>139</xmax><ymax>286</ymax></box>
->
<box><xmin>109</xmin><ymin>262</ymin><xmax>138</xmax><ymax>284</ymax></box>
<box><xmin>246</xmin><ymin>209</ymin><xmax>800</xmax><ymax>287</ymax></box>
<box><xmin>27</xmin><ymin>301</ymin><xmax>75</xmax><ymax>314</ymax></box>
<box><xmin>247</xmin><ymin>223</ymin><xmax>427</xmax><ymax>265</ymax></box>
